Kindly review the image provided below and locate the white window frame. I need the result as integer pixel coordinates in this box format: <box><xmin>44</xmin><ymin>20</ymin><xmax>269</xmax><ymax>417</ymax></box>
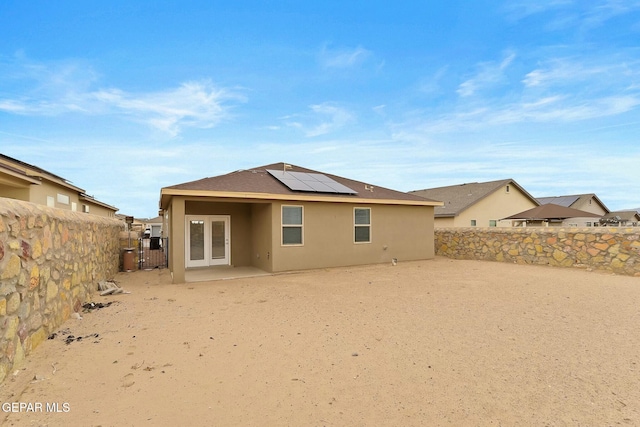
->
<box><xmin>354</xmin><ymin>207</ymin><xmax>371</xmax><ymax>244</ymax></box>
<box><xmin>281</xmin><ymin>205</ymin><xmax>304</xmax><ymax>246</ymax></box>
<box><xmin>57</xmin><ymin>193</ymin><xmax>70</xmax><ymax>205</ymax></box>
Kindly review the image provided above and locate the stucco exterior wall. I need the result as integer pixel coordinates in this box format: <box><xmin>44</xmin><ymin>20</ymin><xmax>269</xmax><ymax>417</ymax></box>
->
<box><xmin>271</xmin><ymin>202</ymin><xmax>434</xmax><ymax>272</ymax></box>
<box><xmin>0</xmin><ymin>185</ymin><xmax>29</xmax><ymax>202</ymax></box>
<box><xmin>572</xmin><ymin>198</ymin><xmax>608</xmax><ymax>216</ymax></box>
<box><xmin>434</xmin><ymin>216</ymin><xmax>455</xmax><ymax>228</ymax></box>
<box><xmin>0</xmin><ymin>198</ymin><xmax>122</xmax><ymax>383</ymax></box>
<box><xmin>1</xmin><ymin>180</ymin><xmax>116</xmax><ymax>218</ymax></box>
<box><xmin>435</xmin><ymin>227</ymin><xmax>640</xmax><ymax>276</ymax></box>
<box><xmin>166</xmin><ymin>196</ymin><xmax>436</xmax><ymax>281</ymax></box>
<box><xmin>251</xmin><ymin>203</ymin><xmax>272</xmax><ymax>272</ymax></box>
<box><xmin>438</xmin><ymin>184</ymin><xmax>537</xmax><ymax>228</ymax></box>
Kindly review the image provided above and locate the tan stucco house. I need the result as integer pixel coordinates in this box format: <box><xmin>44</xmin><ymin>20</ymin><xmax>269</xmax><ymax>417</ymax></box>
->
<box><xmin>159</xmin><ymin>162</ymin><xmax>442</xmax><ymax>283</ymax></box>
<box><xmin>536</xmin><ymin>194</ymin><xmax>609</xmax><ymax>217</ymax></box>
<box><xmin>0</xmin><ymin>153</ymin><xmax>118</xmax><ymax>217</ymax></box>
<box><xmin>409</xmin><ymin>179</ymin><xmax>538</xmax><ymax>228</ymax></box>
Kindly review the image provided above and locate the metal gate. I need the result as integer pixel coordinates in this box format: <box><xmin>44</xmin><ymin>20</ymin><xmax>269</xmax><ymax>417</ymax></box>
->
<box><xmin>139</xmin><ymin>237</ymin><xmax>168</xmax><ymax>269</ymax></box>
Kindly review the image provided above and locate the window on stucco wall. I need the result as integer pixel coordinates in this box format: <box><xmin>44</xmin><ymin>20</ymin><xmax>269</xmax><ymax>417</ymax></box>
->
<box><xmin>354</xmin><ymin>207</ymin><xmax>371</xmax><ymax>243</ymax></box>
<box><xmin>282</xmin><ymin>205</ymin><xmax>303</xmax><ymax>245</ymax></box>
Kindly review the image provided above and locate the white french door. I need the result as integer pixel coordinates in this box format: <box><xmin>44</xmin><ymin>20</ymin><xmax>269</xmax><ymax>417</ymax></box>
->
<box><xmin>186</xmin><ymin>215</ymin><xmax>230</xmax><ymax>268</ymax></box>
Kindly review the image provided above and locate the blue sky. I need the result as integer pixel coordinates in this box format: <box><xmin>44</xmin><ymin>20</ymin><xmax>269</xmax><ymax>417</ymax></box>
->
<box><xmin>1</xmin><ymin>1</ymin><xmax>639</xmax><ymax>218</ymax></box>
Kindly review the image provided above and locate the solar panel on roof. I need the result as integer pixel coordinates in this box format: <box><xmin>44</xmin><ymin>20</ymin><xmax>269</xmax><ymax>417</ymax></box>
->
<box><xmin>267</xmin><ymin>169</ymin><xmax>358</xmax><ymax>195</ymax></box>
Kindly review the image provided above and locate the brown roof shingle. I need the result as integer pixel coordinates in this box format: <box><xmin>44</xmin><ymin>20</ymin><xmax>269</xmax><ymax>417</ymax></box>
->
<box><xmin>163</xmin><ymin>162</ymin><xmax>440</xmax><ymax>204</ymax></box>
<box><xmin>409</xmin><ymin>179</ymin><xmax>537</xmax><ymax>217</ymax></box>
<box><xmin>504</xmin><ymin>203</ymin><xmax>601</xmax><ymax>220</ymax></box>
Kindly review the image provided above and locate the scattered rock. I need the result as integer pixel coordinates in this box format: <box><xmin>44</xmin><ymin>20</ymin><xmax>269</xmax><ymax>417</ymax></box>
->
<box><xmin>47</xmin><ymin>328</ymin><xmax>101</xmax><ymax>345</ymax></box>
<box><xmin>82</xmin><ymin>301</ymin><xmax>114</xmax><ymax>312</ymax></box>
<box><xmin>98</xmin><ymin>280</ymin><xmax>129</xmax><ymax>296</ymax></box>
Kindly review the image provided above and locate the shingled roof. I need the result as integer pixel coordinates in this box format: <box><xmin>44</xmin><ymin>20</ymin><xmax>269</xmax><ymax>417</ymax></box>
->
<box><xmin>409</xmin><ymin>179</ymin><xmax>537</xmax><ymax>217</ymax></box>
<box><xmin>536</xmin><ymin>193</ymin><xmax>610</xmax><ymax>213</ymax></box>
<box><xmin>504</xmin><ymin>203</ymin><xmax>601</xmax><ymax>220</ymax></box>
<box><xmin>601</xmin><ymin>210</ymin><xmax>640</xmax><ymax>222</ymax></box>
<box><xmin>161</xmin><ymin>162</ymin><xmax>441</xmax><ymax>206</ymax></box>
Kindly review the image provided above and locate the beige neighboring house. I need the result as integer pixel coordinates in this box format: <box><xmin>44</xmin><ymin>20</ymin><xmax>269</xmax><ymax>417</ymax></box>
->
<box><xmin>159</xmin><ymin>162</ymin><xmax>442</xmax><ymax>283</ymax></box>
<box><xmin>600</xmin><ymin>211</ymin><xmax>640</xmax><ymax>227</ymax></box>
<box><xmin>0</xmin><ymin>153</ymin><xmax>118</xmax><ymax>217</ymax></box>
<box><xmin>503</xmin><ymin>203</ymin><xmax>602</xmax><ymax>227</ymax></box>
<box><xmin>409</xmin><ymin>179</ymin><xmax>538</xmax><ymax>228</ymax></box>
<box><xmin>144</xmin><ymin>216</ymin><xmax>163</xmax><ymax>237</ymax></box>
<box><xmin>536</xmin><ymin>194</ymin><xmax>609</xmax><ymax>216</ymax></box>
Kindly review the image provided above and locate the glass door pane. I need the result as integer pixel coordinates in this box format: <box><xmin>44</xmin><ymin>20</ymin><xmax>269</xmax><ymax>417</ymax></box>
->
<box><xmin>211</xmin><ymin>220</ymin><xmax>226</xmax><ymax>259</ymax></box>
<box><xmin>189</xmin><ymin>220</ymin><xmax>205</xmax><ymax>261</ymax></box>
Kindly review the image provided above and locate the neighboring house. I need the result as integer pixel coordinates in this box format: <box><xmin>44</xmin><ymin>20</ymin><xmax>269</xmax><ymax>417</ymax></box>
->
<box><xmin>409</xmin><ymin>179</ymin><xmax>539</xmax><ymax>228</ymax></box>
<box><xmin>600</xmin><ymin>211</ymin><xmax>640</xmax><ymax>227</ymax></box>
<box><xmin>159</xmin><ymin>162</ymin><xmax>442</xmax><ymax>283</ymax></box>
<box><xmin>0</xmin><ymin>153</ymin><xmax>118</xmax><ymax>217</ymax></box>
<box><xmin>503</xmin><ymin>203</ymin><xmax>602</xmax><ymax>227</ymax></box>
<box><xmin>144</xmin><ymin>216</ymin><xmax>163</xmax><ymax>237</ymax></box>
<box><xmin>116</xmin><ymin>214</ymin><xmax>145</xmax><ymax>231</ymax></box>
<box><xmin>536</xmin><ymin>194</ymin><xmax>609</xmax><ymax>216</ymax></box>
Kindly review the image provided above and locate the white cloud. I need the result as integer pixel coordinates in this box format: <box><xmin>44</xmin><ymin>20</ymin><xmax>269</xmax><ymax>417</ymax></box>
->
<box><xmin>457</xmin><ymin>52</ymin><xmax>516</xmax><ymax>97</ymax></box>
<box><xmin>0</xmin><ymin>58</ymin><xmax>244</xmax><ymax>136</ymax></box>
<box><xmin>282</xmin><ymin>102</ymin><xmax>354</xmax><ymax>137</ymax></box>
<box><xmin>0</xmin><ymin>100</ymin><xmax>30</xmax><ymax>113</ymax></box>
<box><xmin>522</xmin><ymin>58</ymin><xmax>628</xmax><ymax>88</ymax></box>
<box><xmin>406</xmin><ymin>94</ymin><xmax>639</xmax><ymax>134</ymax></box>
<box><xmin>92</xmin><ymin>81</ymin><xmax>243</xmax><ymax>136</ymax></box>
<box><xmin>406</xmin><ymin>53</ymin><xmax>640</xmax><ymax>133</ymax></box>
<box><xmin>306</xmin><ymin>103</ymin><xmax>354</xmax><ymax>137</ymax></box>
<box><xmin>504</xmin><ymin>0</ymin><xmax>640</xmax><ymax>30</ymax></box>
<box><xmin>582</xmin><ymin>0</ymin><xmax>640</xmax><ymax>29</ymax></box>
<box><xmin>418</xmin><ymin>66</ymin><xmax>449</xmax><ymax>96</ymax></box>
<box><xmin>503</xmin><ymin>0</ymin><xmax>575</xmax><ymax>21</ymax></box>
<box><xmin>318</xmin><ymin>45</ymin><xmax>372</xmax><ymax>69</ymax></box>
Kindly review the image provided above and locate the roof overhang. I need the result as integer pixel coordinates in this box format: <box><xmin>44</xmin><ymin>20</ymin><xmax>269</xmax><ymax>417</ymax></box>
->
<box><xmin>0</xmin><ymin>167</ymin><xmax>42</xmax><ymax>187</ymax></box>
<box><xmin>160</xmin><ymin>188</ymin><xmax>444</xmax><ymax>209</ymax></box>
<box><xmin>79</xmin><ymin>193</ymin><xmax>118</xmax><ymax>212</ymax></box>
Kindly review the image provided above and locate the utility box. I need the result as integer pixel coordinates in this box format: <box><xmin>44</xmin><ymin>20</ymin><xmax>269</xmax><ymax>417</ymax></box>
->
<box><xmin>123</xmin><ymin>248</ymin><xmax>135</xmax><ymax>272</ymax></box>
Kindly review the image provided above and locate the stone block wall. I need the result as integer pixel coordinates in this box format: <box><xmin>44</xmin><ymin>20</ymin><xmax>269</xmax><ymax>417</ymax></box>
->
<box><xmin>435</xmin><ymin>227</ymin><xmax>640</xmax><ymax>276</ymax></box>
<box><xmin>0</xmin><ymin>198</ymin><xmax>123</xmax><ymax>383</ymax></box>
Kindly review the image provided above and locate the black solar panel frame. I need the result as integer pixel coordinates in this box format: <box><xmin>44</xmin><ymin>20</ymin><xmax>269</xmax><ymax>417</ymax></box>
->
<box><xmin>267</xmin><ymin>169</ymin><xmax>358</xmax><ymax>195</ymax></box>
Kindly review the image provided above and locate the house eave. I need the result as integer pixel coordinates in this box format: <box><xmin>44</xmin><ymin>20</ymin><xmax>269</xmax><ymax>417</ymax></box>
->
<box><xmin>160</xmin><ymin>188</ymin><xmax>444</xmax><ymax>209</ymax></box>
<box><xmin>79</xmin><ymin>194</ymin><xmax>118</xmax><ymax>212</ymax></box>
<box><xmin>0</xmin><ymin>168</ymin><xmax>42</xmax><ymax>187</ymax></box>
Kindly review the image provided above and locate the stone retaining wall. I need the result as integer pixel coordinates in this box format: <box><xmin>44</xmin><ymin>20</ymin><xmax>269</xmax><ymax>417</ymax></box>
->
<box><xmin>435</xmin><ymin>227</ymin><xmax>640</xmax><ymax>276</ymax></box>
<box><xmin>0</xmin><ymin>198</ymin><xmax>123</xmax><ymax>383</ymax></box>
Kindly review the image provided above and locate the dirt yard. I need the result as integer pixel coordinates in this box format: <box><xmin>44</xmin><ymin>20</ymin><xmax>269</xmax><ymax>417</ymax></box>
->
<box><xmin>2</xmin><ymin>257</ymin><xmax>639</xmax><ymax>426</ymax></box>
